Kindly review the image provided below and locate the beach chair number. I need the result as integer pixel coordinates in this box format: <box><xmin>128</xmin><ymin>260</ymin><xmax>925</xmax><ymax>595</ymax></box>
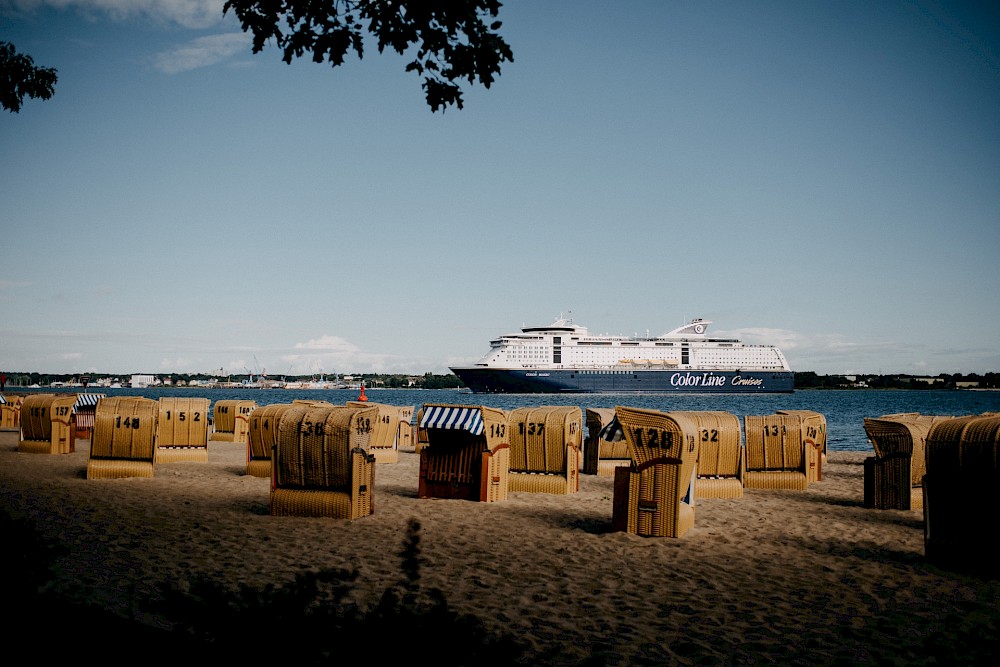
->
<box><xmin>53</xmin><ymin>406</ymin><xmax>71</xmax><ymax>417</ymax></box>
<box><xmin>300</xmin><ymin>419</ymin><xmax>324</xmax><ymax>436</ymax></box>
<box><xmin>218</xmin><ymin>406</ymin><xmax>229</xmax><ymax>414</ymax></box>
<box><xmin>165</xmin><ymin>411</ymin><xmax>201</xmax><ymax>422</ymax></box>
<box><xmin>806</xmin><ymin>425</ymin><xmax>819</xmax><ymax>439</ymax></box>
<box><xmin>28</xmin><ymin>407</ymin><xmax>48</xmax><ymax>418</ymax></box>
<box><xmin>239</xmin><ymin>406</ymin><xmax>253</xmax><ymax>415</ymax></box>
<box><xmin>700</xmin><ymin>428</ymin><xmax>719</xmax><ymax>443</ymax></box>
<box><xmin>763</xmin><ymin>424</ymin><xmax>787</xmax><ymax>436</ymax></box>
<box><xmin>355</xmin><ymin>417</ymin><xmax>372</xmax><ymax>434</ymax></box>
<box><xmin>490</xmin><ymin>423</ymin><xmax>506</xmax><ymax>438</ymax></box>
<box><xmin>631</xmin><ymin>427</ymin><xmax>676</xmax><ymax>452</ymax></box>
<box><xmin>114</xmin><ymin>416</ymin><xmax>141</xmax><ymax>429</ymax></box>
<box><xmin>519</xmin><ymin>422</ymin><xmax>545</xmax><ymax>436</ymax></box>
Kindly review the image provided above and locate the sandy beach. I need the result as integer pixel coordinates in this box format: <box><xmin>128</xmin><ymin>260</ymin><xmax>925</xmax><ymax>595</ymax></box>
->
<box><xmin>2</xmin><ymin>432</ymin><xmax>998</xmax><ymax>666</ymax></box>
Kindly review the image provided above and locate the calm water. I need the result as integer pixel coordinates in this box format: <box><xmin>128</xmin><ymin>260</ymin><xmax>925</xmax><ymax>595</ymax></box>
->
<box><xmin>15</xmin><ymin>387</ymin><xmax>1000</xmax><ymax>453</ymax></box>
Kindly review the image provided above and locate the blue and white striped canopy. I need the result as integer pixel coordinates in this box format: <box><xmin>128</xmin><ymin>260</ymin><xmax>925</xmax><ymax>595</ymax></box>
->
<box><xmin>0</xmin><ymin>394</ymin><xmax>6</xmax><ymax>405</ymax></box>
<box><xmin>598</xmin><ymin>416</ymin><xmax>624</xmax><ymax>442</ymax></box>
<box><xmin>419</xmin><ymin>405</ymin><xmax>484</xmax><ymax>436</ymax></box>
<box><xmin>73</xmin><ymin>393</ymin><xmax>105</xmax><ymax>410</ymax></box>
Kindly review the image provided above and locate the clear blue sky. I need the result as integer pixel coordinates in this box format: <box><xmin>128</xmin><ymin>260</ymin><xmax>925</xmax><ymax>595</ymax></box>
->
<box><xmin>2</xmin><ymin>1</ymin><xmax>998</xmax><ymax>378</ymax></box>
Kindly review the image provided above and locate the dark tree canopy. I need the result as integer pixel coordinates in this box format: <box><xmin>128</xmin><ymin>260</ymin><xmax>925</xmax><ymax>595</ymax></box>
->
<box><xmin>1</xmin><ymin>42</ymin><xmax>58</xmax><ymax>113</ymax></box>
<box><xmin>222</xmin><ymin>0</ymin><xmax>513</xmax><ymax>112</ymax></box>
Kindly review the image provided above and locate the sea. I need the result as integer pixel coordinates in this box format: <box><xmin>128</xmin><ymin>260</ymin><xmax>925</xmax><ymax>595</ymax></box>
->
<box><xmin>11</xmin><ymin>386</ymin><xmax>1000</xmax><ymax>453</ymax></box>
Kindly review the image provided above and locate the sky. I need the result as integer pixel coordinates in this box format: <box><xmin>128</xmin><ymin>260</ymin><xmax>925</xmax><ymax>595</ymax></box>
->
<box><xmin>2</xmin><ymin>1</ymin><xmax>999</xmax><ymax>379</ymax></box>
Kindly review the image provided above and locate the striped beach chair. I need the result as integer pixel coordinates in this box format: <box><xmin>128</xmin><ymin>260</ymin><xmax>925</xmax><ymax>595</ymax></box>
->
<box><xmin>417</xmin><ymin>403</ymin><xmax>510</xmax><ymax>502</ymax></box>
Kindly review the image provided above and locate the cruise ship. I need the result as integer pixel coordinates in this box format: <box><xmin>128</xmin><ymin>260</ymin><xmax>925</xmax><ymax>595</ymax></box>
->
<box><xmin>449</xmin><ymin>317</ymin><xmax>794</xmax><ymax>394</ymax></box>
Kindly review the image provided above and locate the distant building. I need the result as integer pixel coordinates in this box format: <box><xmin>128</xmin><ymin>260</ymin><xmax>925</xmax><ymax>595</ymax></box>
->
<box><xmin>130</xmin><ymin>374</ymin><xmax>155</xmax><ymax>388</ymax></box>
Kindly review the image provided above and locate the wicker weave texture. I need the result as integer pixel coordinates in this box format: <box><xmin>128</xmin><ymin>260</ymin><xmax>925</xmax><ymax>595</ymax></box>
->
<box><xmin>86</xmin><ymin>458</ymin><xmax>154</xmax><ymax>479</ymax></box>
<box><xmin>346</xmin><ymin>401</ymin><xmax>398</xmax><ymax>454</ymax></box>
<box><xmin>210</xmin><ymin>400</ymin><xmax>257</xmax><ymax>442</ymax></box>
<box><xmin>18</xmin><ymin>393</ymin><xmax>75</xmax><ymax>454</ymax></box>
<box><xmin>247</xmin><ymin>403</ymin><xmax>296</xmax><ymax>464</ymax></box>
<box><xmin>273</xmin><ymin>404</ymin><xmax>377</xmax><ymax>490</ymax></box>
<box><xmin>508</xmin><ymin>406</ymin><xmax>581</xmax><ymax>474</ymax></box>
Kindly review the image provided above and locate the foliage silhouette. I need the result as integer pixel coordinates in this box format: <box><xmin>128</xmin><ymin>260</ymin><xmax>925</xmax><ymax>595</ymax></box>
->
<box><xmin>223</xmin><ymin>0</ymin><xmax>513</xmax><ymax>112</ymax></box>
<box><xmin>1</xmin><ymin>41</ymin><xmax>58</xmax><ymax>113</ymax></box>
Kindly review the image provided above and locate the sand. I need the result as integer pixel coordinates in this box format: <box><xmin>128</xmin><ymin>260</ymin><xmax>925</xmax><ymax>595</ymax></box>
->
<box><xmin>2</xmin><ymin>432</ymin><xmax>998</xmax><ymax>665</ymax></box>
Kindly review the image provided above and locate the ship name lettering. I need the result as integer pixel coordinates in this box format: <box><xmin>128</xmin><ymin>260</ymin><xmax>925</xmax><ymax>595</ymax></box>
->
<box><xmin>730</xmin><ymin>375</ymin><xmax>763</xmax><ymax>387</ymax></box>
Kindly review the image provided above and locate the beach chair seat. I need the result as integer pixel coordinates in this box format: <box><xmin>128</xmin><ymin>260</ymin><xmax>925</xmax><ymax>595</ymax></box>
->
<box><xmin>922</xmin><ymin>414</ymin><xmax>1000</xmax><ymax>570</ymax></box>
<box><xmin>776</xmin><ymin>409</ymin><xmax>828</xmax><ymax>475</ymax></box>
<box><xmin>18</xmin><ymin>393</ymin><xmax>77</xmax><ymax>454</ymax></box>
<box><xmin>246</xmin><ymin>403</ymin><xmax>297</xmax><ymax>478</ymax></box>
<box><xmin>583</xmin><ymin>407</ymin><xmax>632</xmax><ymax>477</ymax></box>
<box><xmin>270</xmin><ymin>403</ymin><xmax>379</xmax><ymax>518</ymax></box>
<box><xmin>417</xmin><ymin>404</ymin><xmax>510</xmax><ymax>502</ymax></box>
<box><xmin>743</xmin><ymin>413</ymin><xmax>814</xmax><ymax>490</ymax></box>
<box><xmin>210</xmin><ymin>399</ymin><xmax>257</xmax><ymax>443</ymax></box>
<box><xmin>507</xmin><ymin>405</ymin><xmax>582</xmax><ymax>494</ymax></box>
<box><xmin>87</xmin><ymin>397</ymin><xmax>158</xmax><ymax>479</ymax></box>
<box><xmin>611</xmin><ymin>407</ymin><xmax>700</xmax><ymax>538</ymax></box>
<box><xmin>155</xmin><ymin>397</ymin><xmax>211</xmax><ymax>463</ymax></box>
<box><xmin>671</xmin><ymin>410</ymin><xmax>744</xmax><ymax>499</ymax></box>
<box><xmin>862</xmin><ymin>413</ymin><xmax>950</xmax><ymax>510</ymax></box>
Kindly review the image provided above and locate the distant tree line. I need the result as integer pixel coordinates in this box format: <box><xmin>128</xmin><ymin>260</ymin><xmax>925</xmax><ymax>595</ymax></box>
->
<box><xmin>793</xmin><ymin>372</ymin><xmax>1000</xmax><ymax>390</ymax></box>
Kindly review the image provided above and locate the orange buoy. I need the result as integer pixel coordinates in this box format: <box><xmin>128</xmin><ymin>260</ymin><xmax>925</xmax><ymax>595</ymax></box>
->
<box><xmin>357</xmin><ymin>383</ymin><xmax>368</xmax><ymax>401</ymax></box>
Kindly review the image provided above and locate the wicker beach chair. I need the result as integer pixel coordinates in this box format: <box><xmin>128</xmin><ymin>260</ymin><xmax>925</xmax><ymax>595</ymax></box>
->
<box><xmin>862</xmin><ymin>413</ymin><xmax>950</xmax><ymax>511</ymax></box>
<box><xmin>922</xmin><ymin>414</ymin><xmax>1000</xmax><ymax>569</ymax></box>
<box><xmin>417</xmin><ymin>403</ymin><xmax>511</xmax><ymax>502</ymax></box>
<box><xmin>396</xmin><ymin>404</ymin><xmax>415</xmax><ymax>452</ymax></box>
<box><xmin>209</xmin><ymin>399</ymin><xmax>257</xmax><ymax>443</ymax></box>
<box><xmin>507</xmin><ymin>405</ymin><xmax>582</xmax><ymax>494</ymax></box>
<box><xmin>742</xmin><ymin>413</ymin><xmax>814</xmax><ymax>490</ymax></box>
<box><xmin>0</xmin><ymin>392</ymin><xmax>25</xmax><ymax>433</ymax></box>
<box><xmin>776</xmin><ymin>409</ymin><xmax>828</xmax><ymax>474</ymax></box>
<box><xmin>246</xmin><ymin>403</ymin><xmax>296</xmax><ymax>478</ymax></box>
<box><xmin>671</xmin><ymin>410</ymin><xmax>744</xmax><ymax>499</ymax></box>
<box><xmin>583</xmin><ymin>407</ymin><xmax>632</xmax><ymax>477</ymax></box>
<box><xmin>18</xmin><ymin>393</ymin><xmax>77</xmax><ymax>454</ymax></box>
<box><xmin>87</xmin><ymin>397</ymin><xmax>159</xmax><ymax>479</ymax></box>
<box><xmin>270</xmin><ymin>403</ymin><xmax>379</xmax><ymax>518</ymax></box>
<box><xmin>611</xmin><ymin>406</ymin><xmax>700</xmax><ymax>538</ymax></box>
<box><xmin>346</xmin><ymin>400</ymin><xmax>401</xmax><ymax>463</ymax></box>
<box><xmin>154</xmin><ymin>397</ymin><xmax>211</xmax><ymax>462</ymax></box>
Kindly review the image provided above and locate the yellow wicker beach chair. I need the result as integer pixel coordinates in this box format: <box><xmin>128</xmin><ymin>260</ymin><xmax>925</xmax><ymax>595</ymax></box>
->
<box><xmin>87</xmin><ymin>397</ymin><xmax>159</xmax><ymax>479</ymax></box>
<box><xmin>18</xmin><ymin>393</ymin><xmax>77</xmax><ymax>454</ymax></box>
<box><xmin>742</xmin><ymin>413</ymin><xmax>813</xmax><ymax>490</ymax></box>
<box><xmin>155</xmin><ymin>397</ymin><xmax>211</xmax><ymax>463</ymax></box>
<box><xmin>417</xmin><ymin>403</ymin><xmax>510</xmax><ymax>502</ymax></box>
<box><xmin>1</xmin><ymin>392</ymin><xmax>26</xmax><ymax>433</ymax></box>
<box><xmin>246</xmin><ymin>403</ymin><xmax>296</xmax><ymax>478</ymax></box>
<box><xmin>922</xmin><ymin>414</ymin><xmax>1000</xmax><ymax>569</ymax></box>
<box><xmin>210</xmin><ymin>399</ymin><xmax>257</xmax><ymax>443</ymax></box>
<box><xmin>396</xmin><ymin>404</ymin><xmax>415</xmax><ymax>452</ymax></box>
<box><xmin>776</xmin><ymin>409</ymin><xmax>828</xmax><ymax>474</ymax></box>
<box><xmin>583</xmin><ymin>407</ymin><xmax>632</xmax><ymax>477</ymax></box>
<box><xmin>670</xmin><ymin>410</ymin><xmax>744</xmax><ymax>499</ymax></box>
<box><xmin>346</xmin><ymin>400</ymin><xmax>401</xmax><ymax>463</ymax></box>
<box><xmin>270</xmin><ymin>403</ymin><xmax>379</xmax><ymax>518</ymax></box>
<box><xmin>862</xmin><ymin>413</ymin><xmax>950</xmax><ymax>511</ymax></box>
<box><xmin>611</xmin><ymin>406</ymin><xmax>700</xmax><ymax>538</ymax></box>
<box><xmin>507</xmin><ymin>405</ymin><xmax>582</xmax><ymax>494</ymax></box>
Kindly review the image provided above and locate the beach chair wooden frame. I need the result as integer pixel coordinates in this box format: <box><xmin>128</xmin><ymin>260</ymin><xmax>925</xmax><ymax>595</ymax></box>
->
<box><xmin>671</xmin><ymin>410</ymin><xmax>744</xmax><ymax>499</ymax></box>
<box><xmin>611</xmin><ymin>407</ymin><xmax>700</xmax><ymax>538</ymax></box>
<box><xmin>210</xmin><ymin>399</ymin><xmax>256</xmax><ymax>443</ymax></box>
<box><xmin>417</xmin><ymin>403</ymin><xmax>510</xmax><ymax>502</ymax></box>
<box><xmin>862</xmin><ymin>414</ymin><xmax>949</xmax><ymax>511</ymax></box>
<box><xmin>87</xmin><ymin>397</ymin><xmax>158</xmax><ymax>479</ymax></box>
<box><xmin>507</xmin><ymin>405</ymin><xmax>582</xmax><ymax>494</ymax></box>
<box><xmin>270</xmin><ymin>403</ymin><xmax>379</xmax><ymax>518</ymax></box>
<box><xmin>155</xmin><ymin>397</ymin><xmax>211</xmax><ymax>463</ymax></box>
<box><xmin>18</xmin><ymin>393</ymin><xmax>77</xmax><ymax>454</ymax></box>
<box><xmin>922</xmin><ymin>414</ymin><xmax>1000</xmax><ymax>569</ymax></box>
<box><xmin>743</xmin><ymin>414</ymin><xmax>814</xmax><ymax>490</ymax></box>
<box><xmin>583</xmin><ymin>407</ymin><xmax>632</xmax><ymax>477</ymax></box>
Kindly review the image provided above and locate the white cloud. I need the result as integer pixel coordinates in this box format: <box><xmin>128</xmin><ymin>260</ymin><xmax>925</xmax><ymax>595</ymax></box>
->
<box><xmin>152</xmin><ymin>31</ymin><xmax>248</xmax><ymax>73</ymax></box>
<box><xmin>3</xmin><ymin>0</ymin><xmax>228</xmax><ymax>29</ymax></box>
